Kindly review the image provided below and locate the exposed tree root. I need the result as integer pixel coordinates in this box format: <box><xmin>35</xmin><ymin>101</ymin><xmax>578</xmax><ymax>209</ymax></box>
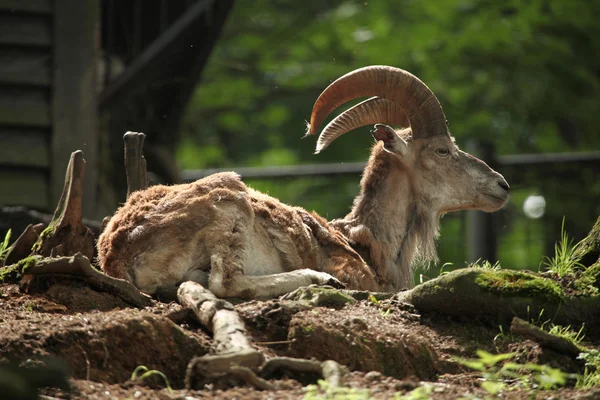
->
<box><xmin>123</xmin><ymin>131</ymin><xmax>148</xmax><ymax>198</ymax></box>
<box><xmin>17</xmin><ymin>253</ymin><xmax>151</xmax><ymax>308</ymax></box>
<box><xmin>178</xmin><ymin>281</ymin><xmax>264</xmax><ymax>389</ymax></box>
<box><xmin>260</xmin><ymin>357</ymin><xmax>348</xmax><ymax>388</ymax></box>
<box><xmin>510</xmin><ymin>317</ymin><xmax>581</xmax><ymax>358</ymax></box>
<box><xmin>397</xmin><ymin>268</ymin><xmax>600</xmax><ymax>334</ymax></box>
<box><xmin>281</xmin><ymin>284</ymin><xmax>393</xmax><ymax>307</ymax></box>
<box><xmin>32</xmin><ymin>151</ymin><xmax>95</xmax><ymax>260</ymax></box>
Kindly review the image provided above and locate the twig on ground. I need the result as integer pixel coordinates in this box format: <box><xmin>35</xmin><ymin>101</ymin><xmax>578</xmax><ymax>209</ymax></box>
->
<box><xmin>510</xmin><ymin>317</ymin><xmax>581</xmax><ymax>358</ymax></box>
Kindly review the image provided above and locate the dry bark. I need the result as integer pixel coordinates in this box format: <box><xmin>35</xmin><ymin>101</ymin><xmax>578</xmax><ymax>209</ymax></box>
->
<box><xmin>123</xmin><ymin>132</ymin><xmax>148</xmax><ymax>198</ymax></box>
<box><xmin>32</xmin><ymin>151</ymin><xmax>95</xmax><ymax>260</ymax></box>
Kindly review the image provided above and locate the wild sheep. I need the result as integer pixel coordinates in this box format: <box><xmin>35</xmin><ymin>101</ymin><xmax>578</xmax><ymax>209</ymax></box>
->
<box><xmin>97</xmin><ymin>65</ymin><xmax>510</xmax><ymax>299</ymax></box>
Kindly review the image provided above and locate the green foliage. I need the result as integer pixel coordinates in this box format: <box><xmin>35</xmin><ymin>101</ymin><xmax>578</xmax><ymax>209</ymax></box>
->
<box><xmin>470</xmin><ymin>259</ymin><xmax>502</xmax><ymax>270</ymax></box>
<box><xmin>577</xmin><ymin>349</ymin><xmax>600</xmax><ymax>389</ymax></box>
<box><xmin>542</xmin><ymin>217</ymin><xmax>585</xmax><ymax>277</ymax></box>
<box><xmin>130</xmin><ymin>366</ymin><xmax>173</xmax><ymax>393</ymax></box>
<box><xmin>0</xmin><ymin>229</ymin><xmax>11</xmax><ymax>262</ymax></box>
<box><xmin>548</xmin><ymin>324</ymin><xmax>585</xmax><ymax>345</ymax></box>
<box><xmin>455</xmin><ymin>349</ymin><xmax>575</xmax><ymax>395</ymax></box>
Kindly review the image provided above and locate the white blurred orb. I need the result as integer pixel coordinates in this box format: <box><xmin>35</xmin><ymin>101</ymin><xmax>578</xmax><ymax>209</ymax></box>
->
<box><xmin>523</xmin><ymin>195</ymin><xmax>546</xmax><ymax>219</ymax></box>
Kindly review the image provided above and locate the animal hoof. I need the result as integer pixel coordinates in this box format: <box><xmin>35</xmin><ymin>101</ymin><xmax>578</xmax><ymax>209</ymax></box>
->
<box><xmin>325</xmin><ymin>277</ymin><xmax>346</xmax><ymax>289</ymax></box>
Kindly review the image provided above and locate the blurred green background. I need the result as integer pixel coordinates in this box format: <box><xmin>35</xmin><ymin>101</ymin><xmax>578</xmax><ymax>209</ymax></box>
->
<box><xmin>176</xmin><ymin>0</ymin><xmax>600</xmax><ymax>283</ymax></box>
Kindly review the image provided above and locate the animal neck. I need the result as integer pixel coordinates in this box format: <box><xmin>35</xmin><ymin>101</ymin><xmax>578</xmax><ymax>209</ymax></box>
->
<box><xmin>331</xmin><ymin>143</ymin><xmax>440</xmax><ymax>291</ymax></box>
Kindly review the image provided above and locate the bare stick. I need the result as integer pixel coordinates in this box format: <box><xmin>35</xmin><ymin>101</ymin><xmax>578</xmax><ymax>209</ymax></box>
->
<box><xmin>33</xmin><ymin>151</ymin><xmax>95</xmax><ymax>259</ymax></box>
<box><xmin>510</xmin><ymin>317</ymin><xmax>581</xmax><ymax>358</ymax></box>
<box><xmin>21</xmin><ymin>253</ymin><xmax>151</xmax><ymax>308</ymax></box>
<box><xmin>124</xmin><ymin>132</ymin><xmax>148</xmax><ymax>198</ymax></box>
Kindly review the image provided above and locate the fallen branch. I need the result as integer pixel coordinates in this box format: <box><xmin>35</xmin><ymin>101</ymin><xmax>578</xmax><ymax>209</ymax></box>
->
<box><xmin>124</xmin><ymin>131</ymin><xmax>148</xmax><ymax>198</ymax></box>
<box><xmin>18</xmin><ymin>253</ymin><xmax>151</xmax><ymax>308</ymax></box>
<box><xmin>510</xmin><ymin>317</ymin><xmax>582</xmax><ymax>358</ymax></box>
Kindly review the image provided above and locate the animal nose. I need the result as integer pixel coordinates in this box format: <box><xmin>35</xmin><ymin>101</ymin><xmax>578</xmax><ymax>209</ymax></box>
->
<box><xmin>498</xmin><ymin>179</ymin><xmax>510</xmax><ymax>192</ymax></box>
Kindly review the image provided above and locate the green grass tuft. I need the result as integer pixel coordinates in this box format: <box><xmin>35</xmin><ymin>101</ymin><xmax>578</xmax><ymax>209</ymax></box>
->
<box><xmin>542</xmin><ymin>217</ymin><xmax>585</xmax><ymax>278</ymax></box>
<box><xmin>0</xmin><ymin>229</ymin><xmax>11</xmax><ymax>262</ymax></box>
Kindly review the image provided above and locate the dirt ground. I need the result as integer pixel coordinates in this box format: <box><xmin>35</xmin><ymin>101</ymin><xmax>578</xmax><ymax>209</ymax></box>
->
<box><xmin>1</xmin><ymin>277</ymin><xmax>599</xmax><ymax>400</ymax></box>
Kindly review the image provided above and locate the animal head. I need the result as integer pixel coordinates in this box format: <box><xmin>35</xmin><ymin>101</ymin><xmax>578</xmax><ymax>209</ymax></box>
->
<box><xmin>306</xmin><ymin>65</ymin><xmax>509</xmax><ymax>216</ymax></box>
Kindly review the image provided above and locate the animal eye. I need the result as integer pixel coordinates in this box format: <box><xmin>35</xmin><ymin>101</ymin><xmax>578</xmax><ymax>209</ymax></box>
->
<box><xmin>435</xmin><ymin>148</ymin><xmax>449</xmax><ymax>157</ymax></box>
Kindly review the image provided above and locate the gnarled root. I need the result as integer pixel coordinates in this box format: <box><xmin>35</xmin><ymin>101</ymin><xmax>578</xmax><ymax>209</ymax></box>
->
<box><xmin>16</xmin><ymin>253</ymin><xmax>151</xmax><ymax>308</ymax></box>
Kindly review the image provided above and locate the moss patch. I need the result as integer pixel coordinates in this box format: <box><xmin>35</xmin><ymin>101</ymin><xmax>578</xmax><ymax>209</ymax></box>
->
<box><xmin>474</xmin><ymin>269</ymin><xmax>565</xmax><ymax>304</ymax></box>
<box><xmin>575</xmin><ymin>262</ymin><xmax>600</xmax><ymax>296</ymax></box>
<box><xmin>0</xmin><ymin>256</ymin><xmax>42</xmax><ymax>283</ymax></box>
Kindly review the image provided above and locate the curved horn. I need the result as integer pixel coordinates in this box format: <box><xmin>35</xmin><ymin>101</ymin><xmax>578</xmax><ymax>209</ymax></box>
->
<box><xmin>308</xmin><ymin>65</ymin><xmax>448</xmax><ymax>140</ymax></box>
<box><xmin>314</xmin><ymin>97</ymin><xmax>409</xmax><ymax>153</ymax></box>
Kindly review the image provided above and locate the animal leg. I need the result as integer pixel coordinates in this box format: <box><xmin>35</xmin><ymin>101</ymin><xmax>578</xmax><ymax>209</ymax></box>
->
<box><xmin>208</xmin><ymin>254</ymin><xmax>342</xmax><ymax>299</ymax></box>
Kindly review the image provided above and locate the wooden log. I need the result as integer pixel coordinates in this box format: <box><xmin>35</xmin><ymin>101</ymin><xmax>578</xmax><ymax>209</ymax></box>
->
<box><xmin>32</xmin><ymin>151</ymin><xmax>95</xmax><ymax>259</ymax></box>
<box><xmin>124</xmin><ymin>132</ymin><xmax>148</xmax><ymax>198</ymax></box>
<box><xmin>510</xmin><ymin>317</ymin><xmax>581</xmax><ymax>358</ymax></box>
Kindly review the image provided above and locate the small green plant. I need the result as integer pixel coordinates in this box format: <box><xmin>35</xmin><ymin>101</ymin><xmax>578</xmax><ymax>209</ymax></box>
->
<box><xmin>548</xmin><ymin>324</ymin><xmax>585</xmax><ymax>345</ymax></box>
<box><xmin>493</xmin><ymin>325</ymin><xmax>514</xmax><ymax>351</ymax></box>
<box><xmin>542</xmin><ymin>217</ymin><xmax>584</xmax><ymax>277</ymax></box>
<box><xmin>455</xmin><ymin>350</ymin><xmax>575</xmax><ymax>395</ymax></box>
<box><xmin>470</xmin><ymin>259</ymin><xmax>502</xmax><ymax>270</ymax></box>
<box><xmin>577</xmin><ymin>349</ymin><xmax>600</xmax><ymax>389</ymax></box>
<box><xmin>130</xmin><ymin>365</ymin><xmax>173</xmax><ymax>392</ymax></box>
<box><xmin>439</xmin><ymin>262</ymin><xmax>455</xmax><ymax>275</ymax></box>
<box><xmin>368</xmin><ymin>294</ymin><xmax>380</xmax><ymax>305</ymax></box>
<box><xmin>0</xmin><ymin>229</ymin><xmax>11</xmax><ymax>262</ymax></box>
<box><xmin>303</xmin><ymin>379</ymin><xmax>370</xmax><ymax>400</ymax></box>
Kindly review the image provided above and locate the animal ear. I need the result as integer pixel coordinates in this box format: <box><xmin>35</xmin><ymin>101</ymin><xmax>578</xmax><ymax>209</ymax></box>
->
<box><xmin>371</xmin><ymin>124</ymin><xmax>408</xmax><ymax>156</ymax></box>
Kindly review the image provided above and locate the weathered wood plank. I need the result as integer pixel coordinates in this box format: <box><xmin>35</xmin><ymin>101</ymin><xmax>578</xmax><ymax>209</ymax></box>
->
<box><xmin>52</xmin><ymin>0</ymin><xmax>99</xmax><ymax>218</ymax></box>
<box><xmin>0</xmin><ymin>168</ymin><xmax>49</xmax><ymax>209</ymax></box>
<box><xmin>0</xmin><ymin>0</ymin><xmax>52</xmax><ymax>14</ymax></box>
<box><xmin>0</xmin><ymin>14</ymin><xmax>52</xmax><ymax>47</ymax></box>
<box><xmin>0</xmin><ymin>87</ymin><xmax>50</xmax><ymax>127</ymax></box>
<box><xmin>0</xmin><ymin>48</ymin><xmax>51</xmax><ymax>86</ymax></box>
<box><xmin>0</xmin><ymin>128</ymin><xmax>50</xmax><ymax>167</ymax></box>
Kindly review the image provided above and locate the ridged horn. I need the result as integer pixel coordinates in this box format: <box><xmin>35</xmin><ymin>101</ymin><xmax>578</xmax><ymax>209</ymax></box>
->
<box><xmin>308</xmin><ymin>65</ymin><xmax>448</xmax><ymax>142</ymax></box>
<box><xmin>314</xmin><ymin>97</ymin><xmax>409</xmax><ymax>153</ymax></box>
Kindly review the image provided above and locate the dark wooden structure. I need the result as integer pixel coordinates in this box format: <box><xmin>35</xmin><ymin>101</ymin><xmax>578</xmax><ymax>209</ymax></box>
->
<box><xmin>0</xmin><ymin>0</ymin><xmax>234</xmax><ymax>219</ymax></box>
<box><xmin>0</xmin><ymin>0</ymin><xmax>98</xmax><ymax>216</ymax></box>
